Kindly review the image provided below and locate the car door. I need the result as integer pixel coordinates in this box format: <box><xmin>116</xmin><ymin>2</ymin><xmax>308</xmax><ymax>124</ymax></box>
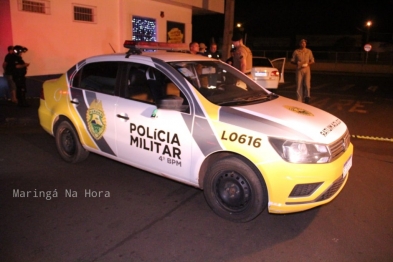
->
<box><xmin>69</xmin><ymin>61</ymin><xmax>120</xmax><ymax>157</ymax></box>
<box><xmin>115</xmin><ymin>63</ymin><xmax>195</xmax><ymax>184</ymax></box>
<box><xmin>271</xmin><ymin>57</ymin><xmax>286</xmax><ymax>83</ymax></box>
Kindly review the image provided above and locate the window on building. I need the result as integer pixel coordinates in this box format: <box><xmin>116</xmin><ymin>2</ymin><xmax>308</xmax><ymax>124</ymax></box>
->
<box><xmin>132</xmin><ymin>16</ymin><xmax>157</xmax><ymax>42</ymax></box>
<box><xmin>18</xmin><ymin>0</ymin><xmax>50</xmax><ymax>14</ymax></box>
<box><xmin>73</xmin><ymin>4</ymin><xmax>96</xmax><ymax>23</ymax></box>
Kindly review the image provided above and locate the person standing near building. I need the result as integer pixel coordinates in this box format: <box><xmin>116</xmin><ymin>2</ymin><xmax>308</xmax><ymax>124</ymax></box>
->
<box><xmin>199</xmin><ymin>43</ymin><xmax>207</xmax><ymax>55</ymax></box>
<box><xmin>231</xmin><ymin>33</ymin><xmax>253</xmax><ymax>75</ymax></box>
<box><xmin>12</xmin><ymin>45</ymin><xmax>30</xmax><ymax>107</ymax></box>
<box><xmin>205</xmin><ymin>43</ymin><xmax>221</xmax><ymax>60</ymax></box>
<box><xmin>291</xmin><ymin>39</ymin><xmax>315</xmax><ymax>104</ymax></box>
<box><xmin>2</xmin><ymin>46</ymin><xmax>18</xmax><ymax>103</ymax></box>
<box><xmin>189</xmin><ymin>42</ymin><xmax>201</xmax><ymax>55</ymax></box>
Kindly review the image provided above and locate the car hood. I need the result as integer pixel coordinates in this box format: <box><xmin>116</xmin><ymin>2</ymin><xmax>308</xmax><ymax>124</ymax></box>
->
<box><xmin>219</xmin><ymin>95</ymin><xmax>348</xmax><ymax>144</ymax></box>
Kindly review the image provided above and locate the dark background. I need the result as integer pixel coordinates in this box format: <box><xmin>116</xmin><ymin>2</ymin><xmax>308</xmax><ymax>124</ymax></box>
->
<box><xmin>193</xmin><ymin>0</ymin><xmax>393</xmax><ymax>48</ymax></box>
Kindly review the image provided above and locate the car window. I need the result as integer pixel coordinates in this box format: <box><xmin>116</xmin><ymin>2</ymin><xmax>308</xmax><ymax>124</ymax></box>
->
<box><xmin>252</xmin><ymin>57</ymin><xmax>273</xmax><ymax>68</ymax></box>
<box><xmin>72</xmin><ymin>62</ymin><xmax>119</xmax><ymax>95</ymax></box>
<box><xmin>124</xmin><ymin>63</ymin><xmax>190</xmax><ymax>113</ymax></box>
<box><xmin>169</xmin><ymin>60</ymin><xmax>272</xmax><ymax>106</ymax></box>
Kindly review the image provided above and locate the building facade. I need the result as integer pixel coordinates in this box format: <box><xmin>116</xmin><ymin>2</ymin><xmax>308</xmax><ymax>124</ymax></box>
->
<box><xmin>0</xmin><ymin>0</ymin><xmax>224</xmax><ymax>77</ymax></box>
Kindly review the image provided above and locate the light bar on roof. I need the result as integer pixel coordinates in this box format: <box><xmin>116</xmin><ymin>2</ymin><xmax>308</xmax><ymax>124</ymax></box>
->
<box><xmin>123</xmin><ymin>40</ymin><xmax>188</xmax><ymax>51</ymax></box>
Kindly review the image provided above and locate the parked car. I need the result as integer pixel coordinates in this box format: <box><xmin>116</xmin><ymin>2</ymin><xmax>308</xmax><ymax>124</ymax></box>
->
<box><xmin>252</xmin><ymin>56</ymin><xmax>281</xmax><ymax>89</ymax></box>
<box><xmin>38</xmin><ymin>41</ymin><xmax>353</xmax><ymax>222</ymax></box>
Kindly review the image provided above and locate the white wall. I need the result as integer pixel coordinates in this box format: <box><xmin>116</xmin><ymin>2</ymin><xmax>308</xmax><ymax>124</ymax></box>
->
<box><xmin>7</xmin><ymin>0</ymin><xmax>203</xmax><ymax>76</ymax></box>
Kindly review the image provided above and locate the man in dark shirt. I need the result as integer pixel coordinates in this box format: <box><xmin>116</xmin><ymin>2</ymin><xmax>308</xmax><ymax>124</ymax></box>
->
<box><xmin>2</xmin><ymin>46</ymin><xmax>18</xmax><ymax>103</ymax></box>
<box><xmin>12</xmin><ymin>45</ymin><xmax>30</xmax><ymax>107</ymax></box>
<box><xmin>205</xmin><ymin>43</ymin><xmax>221</xmax><ymax>60</ymax></box>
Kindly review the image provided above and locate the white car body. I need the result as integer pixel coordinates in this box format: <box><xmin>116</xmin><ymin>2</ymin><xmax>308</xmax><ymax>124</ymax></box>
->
<box><xmin>252</xmin><ymin>56</ymin><xmax>281</xmax><ymax>89</ymax></box>
<box><xmin>38</xmin><ymin>41</ymin><xmax>353</xmax><ymax>222</ymax></box>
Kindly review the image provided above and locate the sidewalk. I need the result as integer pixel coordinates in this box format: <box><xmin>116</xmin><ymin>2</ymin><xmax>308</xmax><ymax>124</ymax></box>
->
<box><xmin>0</xmin><ymin>98</ymin><xmax>40</xmax><ymax>127</ymax></box>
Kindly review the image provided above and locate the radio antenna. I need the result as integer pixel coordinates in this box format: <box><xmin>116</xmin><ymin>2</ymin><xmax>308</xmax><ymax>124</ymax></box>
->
<box><xmin>109</xmin><ymin>43</ymin><xmax>116</xmax><ymax>53</ymax></box>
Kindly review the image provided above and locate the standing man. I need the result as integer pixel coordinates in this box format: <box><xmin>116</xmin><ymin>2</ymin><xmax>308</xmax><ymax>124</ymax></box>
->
<box><xmin>205</xmin><ymin>43</ymin><xmax>221</xmax><ymax>60</ymax></box>
<box><xmin>291</xmin><ymin>39</ymin><xmax>315</xmax><ymax>104</ymax></box>
<box><xmin>231</xmin><ymin>33</ymin><xmax>252</xmax><ymax>75</ymax></box>
<box><xmin>199</xmin><ymin>43</ymin><xmax>207</xmax><ymax>55</ymax></box>
<box><xmin>12</xmin><ymin>45</ymin><xmax>30</xmax><ymax>107</ymax></box>
<box><xmin>2</xmin><ymin>46</ymin><xmax>18</xmax><ymax>103</ymax></box>
<box><xmin>189</xmin><ymin>42</ymin><xmax>201</xmax><ymax>55</ymax></box>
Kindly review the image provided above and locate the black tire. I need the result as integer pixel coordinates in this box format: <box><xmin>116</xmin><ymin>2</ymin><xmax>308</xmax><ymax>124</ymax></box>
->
<box><xmin>203</xmin><ymin>156</ymin><xmax>268</xmax><ymax>222</ymax></box>
<box><xmin>55</xmin><ymin>120</ymin><xmax>89</xmax><ymax>163</ymax></box>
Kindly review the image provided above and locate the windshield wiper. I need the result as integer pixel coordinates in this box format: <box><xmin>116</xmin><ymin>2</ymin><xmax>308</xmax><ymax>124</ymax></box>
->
<box><xmin>241</xmin><ymin>92</ymin><xmax>278</xmax><ymax>102</ymax></box>
<box><xmin>218</xmin><ymin>93</ymin><xmax>278</xmax><ymax>106</ymax></box>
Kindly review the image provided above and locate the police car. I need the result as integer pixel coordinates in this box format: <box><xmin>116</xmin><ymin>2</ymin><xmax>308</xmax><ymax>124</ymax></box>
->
<box><xmin>38</xmin><ymin>41</ymin><xmax>353</xmax><ymax>222</ymax></box>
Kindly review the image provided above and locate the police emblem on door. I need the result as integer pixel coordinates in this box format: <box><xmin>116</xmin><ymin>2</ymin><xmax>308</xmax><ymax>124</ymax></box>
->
<box><xmin>86</xmin><ymin>99</ymin><xmax>107</xmax><ymax>140</ymax></box>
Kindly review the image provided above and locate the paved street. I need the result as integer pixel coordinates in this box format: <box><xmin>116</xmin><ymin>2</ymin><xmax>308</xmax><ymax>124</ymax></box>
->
<box><xmin>1</xmin><ymin>73</ymin><xmax>392</xmax><ymax>261</ymax></box>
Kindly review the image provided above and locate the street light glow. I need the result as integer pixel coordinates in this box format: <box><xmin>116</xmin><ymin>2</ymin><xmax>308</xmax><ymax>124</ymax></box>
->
<box><xmin>365</xmin><ymin>20</ymin><xmax>372</xmax><ymax>43</ymax></box>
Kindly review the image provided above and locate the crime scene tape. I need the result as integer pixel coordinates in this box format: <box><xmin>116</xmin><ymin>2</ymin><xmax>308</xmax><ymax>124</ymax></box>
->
<box><xmin>351</xmin><ymin>135</ymin><xmax>393</xmax><ymax>142</ymax></box>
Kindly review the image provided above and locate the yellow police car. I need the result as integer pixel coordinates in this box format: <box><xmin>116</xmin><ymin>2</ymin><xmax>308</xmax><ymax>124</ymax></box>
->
<box><xmin>38</xmin><ymin>41</ymin><xmax>353</xmax><ymax>222</ymax></box>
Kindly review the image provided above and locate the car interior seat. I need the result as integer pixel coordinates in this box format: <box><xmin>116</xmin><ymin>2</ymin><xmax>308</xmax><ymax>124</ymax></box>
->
<box><xmin>128</xmin><ymin>66</ymin><xmax>152</xmax><ymax>102</ymax></box>
<box><xmin>145</xmin><ymin>67</ymin><xmax>165</xmax><ymax>103</ymax></box>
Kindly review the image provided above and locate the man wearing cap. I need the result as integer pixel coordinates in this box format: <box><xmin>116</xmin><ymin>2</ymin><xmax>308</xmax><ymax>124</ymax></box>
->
<box><xmin>291</xmin><ymin>39</ymin><xmax>315</xmax><ymax>104</ymax></box>
<box><xmin>2</xmin><ymin>46</ymin><xmax>18</xmax><ymax>103</ymax></box>
<box><xmin>231</xmin><ymin>33</ymin><xmax>252</xmax><ymax>74</ymax></box>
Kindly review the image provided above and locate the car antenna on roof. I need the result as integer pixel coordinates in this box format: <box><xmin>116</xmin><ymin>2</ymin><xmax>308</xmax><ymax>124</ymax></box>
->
<box><xmin>109</xmin><ymin>43</ymin><xmax>116</xmax><ymax>53</ymax></box>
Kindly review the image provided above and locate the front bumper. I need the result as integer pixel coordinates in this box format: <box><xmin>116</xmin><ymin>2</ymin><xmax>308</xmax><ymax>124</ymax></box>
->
<box><xmin>258</xmin><ymin>143</ymin><xmax>353</xmax><ymax>214</ymax></box>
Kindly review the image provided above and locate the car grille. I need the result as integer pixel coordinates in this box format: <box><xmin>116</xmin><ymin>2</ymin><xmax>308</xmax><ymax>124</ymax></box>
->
<box><xmin>329</xmin><ymin>130</ymin><xmax>350</xmax><ymax>162</ymax></box>
<box><xmin>289</xmin><ymin>182</ymin><xmax>323</xmax><ymax>197</ymax></box>
<box><xmin>315</xmin><ymin>175</ymin><xmax>346</xmax><ymax>202</ymax></box>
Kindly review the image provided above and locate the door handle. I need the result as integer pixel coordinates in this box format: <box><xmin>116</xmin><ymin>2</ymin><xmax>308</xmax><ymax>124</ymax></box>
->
<box><xmin>70</xmin><ymin>98</ymin><xmax>79</xmax><ymax>104</ymax></box>
<box><xmin>116</xmin><ymin>114</ymin><xmax>129</xmax><ymax>121</ymax></box>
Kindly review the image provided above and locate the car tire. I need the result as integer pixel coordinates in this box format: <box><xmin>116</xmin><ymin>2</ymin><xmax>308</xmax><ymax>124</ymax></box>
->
<box><xmin>55</xmin><ymin>120</ymin><xmax>89</xmax><ymax>163</ymax></box>
<box><xmin>203</xmin><ymin>156</ymin><xmax>268</xmax><ymax>222</ymax></box>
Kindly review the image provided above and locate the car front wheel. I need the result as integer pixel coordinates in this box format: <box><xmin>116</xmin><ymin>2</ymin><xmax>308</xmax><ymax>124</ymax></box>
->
<box><xmin>55</xmin><ymin>120</ymin><xmax>89</xmax><ymax>163</ymax></box>
<box><xmin>203</xmin><ymin>156</ymin><xmax>268</xmax><ymax>222</ymax></box>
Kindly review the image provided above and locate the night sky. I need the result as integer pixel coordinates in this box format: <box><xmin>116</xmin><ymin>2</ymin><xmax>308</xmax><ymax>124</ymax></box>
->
<box><xmin>193</xmin><ymin>0</ymin><xmax>393</xmax><ymax>44</ymax></box>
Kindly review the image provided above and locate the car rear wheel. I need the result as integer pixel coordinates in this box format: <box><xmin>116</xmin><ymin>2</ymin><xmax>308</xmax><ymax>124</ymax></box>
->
<box><xmin>55</xmin><ymin>120</ymin><xmax>89</xmax><ymax>163</ymax></box>
<box><xmin>203</xmin><ymin>156</ymin><xmax>268</xmax><ymax>222</ymax></box>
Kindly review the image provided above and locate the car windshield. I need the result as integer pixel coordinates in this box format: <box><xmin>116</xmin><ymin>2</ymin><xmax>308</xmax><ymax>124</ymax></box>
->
<box><xmin>169</xmin><ymin>60</ymin><xmax>275</xmax><ymax>106</ymax></box>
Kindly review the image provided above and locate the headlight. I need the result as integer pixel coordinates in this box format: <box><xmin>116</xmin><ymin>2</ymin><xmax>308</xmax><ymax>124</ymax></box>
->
<box><xmin>269</xmin><ymin>137</ymin><xmax>330</xmax><ymax>164</ymax></box>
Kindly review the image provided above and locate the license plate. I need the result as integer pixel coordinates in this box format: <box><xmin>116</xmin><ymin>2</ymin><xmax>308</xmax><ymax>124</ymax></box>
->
<box><xmin>343</xmin><ymin>155</ymin><xmax>352</xmax><ymax>178</ymax></box>
<box><xmin>255</xmin><ymin>72</ymin><xmax>267</xmax><ymax>77</ymax></box>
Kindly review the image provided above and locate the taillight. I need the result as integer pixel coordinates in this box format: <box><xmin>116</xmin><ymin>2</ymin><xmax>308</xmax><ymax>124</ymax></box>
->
<box><xmin>271</xmin><ymin>70</ymin><xmax>280</xmax><ymax>77</ymax></box>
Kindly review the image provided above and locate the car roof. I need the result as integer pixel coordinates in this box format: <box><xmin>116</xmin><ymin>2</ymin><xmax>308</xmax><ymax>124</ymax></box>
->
<box><xmin>139</xmin><ymin>50</ymin><xmax>215</xmax><ymax>62</ymax></box>
<box><xmin>87</xmin><ymin>51</ymin><xmax>216</xmax><ymax>64</ymax></box>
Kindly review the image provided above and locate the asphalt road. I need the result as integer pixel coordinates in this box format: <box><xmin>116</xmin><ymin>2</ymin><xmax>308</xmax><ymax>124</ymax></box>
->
<box><xmin>1</xmin><ymin>73</ymin><xmax>392</xmax><ymax>261</ymax></box>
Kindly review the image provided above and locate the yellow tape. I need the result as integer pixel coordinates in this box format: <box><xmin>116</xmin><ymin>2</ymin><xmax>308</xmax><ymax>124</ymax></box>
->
<box><xmin>352</xmin><ymin>135</ymin><xmax>393</xmax><ymax>142</ymax></box>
